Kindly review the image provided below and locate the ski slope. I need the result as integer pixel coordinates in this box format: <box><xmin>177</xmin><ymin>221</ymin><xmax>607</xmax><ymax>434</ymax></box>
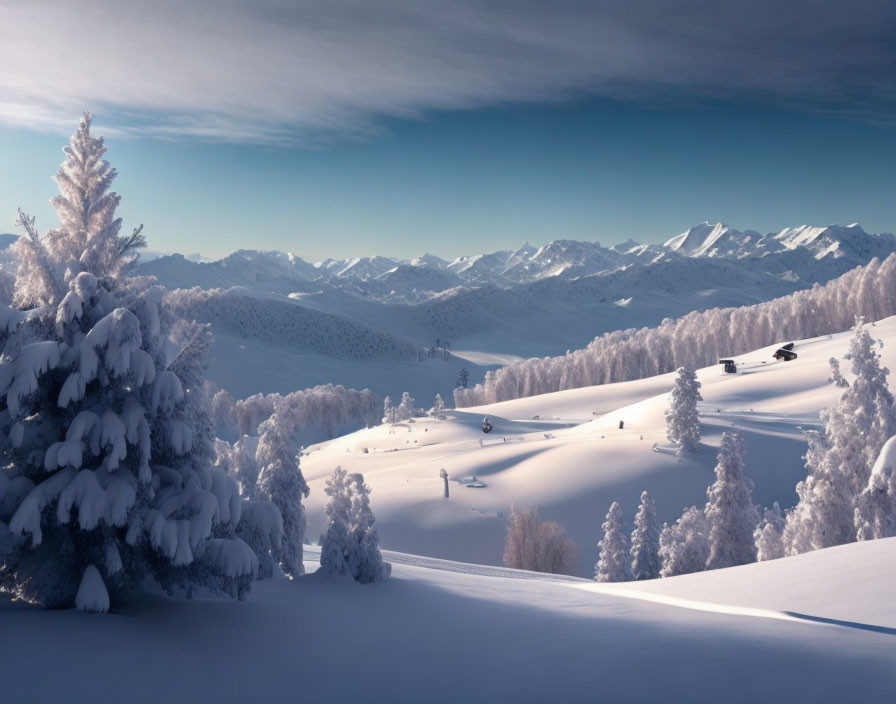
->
<box><xmin>3</xmin><ymin>539</ymin><xmax>894</xmax><ymax>703</ymax></box>
<box><xmin>301</xmin><ymin>316</ymin><xmax>896</xmax><ymax>576</ymax></box>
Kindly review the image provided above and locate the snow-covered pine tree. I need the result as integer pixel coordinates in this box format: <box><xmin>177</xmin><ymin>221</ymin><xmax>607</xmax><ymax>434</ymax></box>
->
<box><xmin>754</xmin><ymin>502</ymin><xmax>785</xmax><ymax>561</ymax></box>
<box><xmin>396</xmin><ymin>391</ymin><xmax>416</xmax><ymax>422</ymax></box>
<box><xmin>382</xmin><ymin>395</ymin><xmax>396</xmax><ymax>425</ymax></box>
<box><xmin>704</xmin><ymin>433</ymin><xmax>759</xmax><ymax>569</ymax></box>
<box><xmin>630</xmin><ymin>491</ymin><xmax>660</xmax><ymax>580</ymax></box>
<box><xmin>594</xmin><ymin>501</ymin><xmax>629</xmax><ymax>582</ymax></box>
<box><xmin>855</xmin><ymin>435</ymin><xmax>896</xmax><ymax>541</ymax></box>
<box><xmin>659</xmin><ymin>506</ymin><xmax>709</xmax><ymax>577</ymax></box>
<box><xmin>665</xmin><ymin>367</ymin><xmax>702</xmax><ymax>453</ymax></box>
<box><xmin>428</xmin><ymin>393</ymin><xmax>447</xmax><ymax>419</ymax></box>
<box><xmin>783</xmin><ymin>320</ymin><xmax>896</xmax><ymax>554</ymax></box>
<box><xmin>319</xmin><ymin>467</ymin><xmax>390</xmax><ymax>583</ymax></box>
<box><xmin>255</xmin><ymin>408</ymin><xmax>310</xmax><ymax>578</ymax></box>
<box><xmin>0</xmin><ymin>114</ymin><xmax>264</xmax><ymax>609</ymax></box>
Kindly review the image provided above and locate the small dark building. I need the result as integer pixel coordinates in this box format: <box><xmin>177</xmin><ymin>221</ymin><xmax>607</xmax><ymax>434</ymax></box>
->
<box><xmin>773</xmin><ymin>347</ymin><xmax>798</xmax><ymax>361</ymax></box>
<box><xmin>719</xmin><ymin>359</ymin><xmax>737</xmax><ymax>373</ymax></box>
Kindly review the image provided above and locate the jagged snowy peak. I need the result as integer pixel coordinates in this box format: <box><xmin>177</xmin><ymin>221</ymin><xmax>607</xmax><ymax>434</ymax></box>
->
<box><xmin>663</xmin><ymin>222</ymin><xmax>764</xmax><ymax>258</ymax></box>
<box><xmin>373</xmin><ymin>263</ymin><xmax>463</xmax><ymax>292</ymax></box>
<box><xmin>772</xmin><ymin>223</ymin><xmax>896</xmax><ymax>261</ymax></box>
<box><xmin>409</xmin><ymin>252</ymin><xmax>448</xmax><ymax>269</ymax></box>
<box><xmin>138</xmin><ymin>249</ymin><xmax>318</xmax><ymax>290</ymax></box>
<box><xmin>329</xmin><ymin>255</ymin><xmax>399</xmax><ymax>280</ymax></box>
<box><xmin>523</xmin><ymin>239</ymin><xmax>625</xmax><ymax>279</ymax></box>
<box><xmin>445</xmin><ymin>250</ymin><xmax>513</xmax><ymax>281</ymax></box>
<box><xmin>611</xmin><ymin>237</ymin><xmax>640</xmax><ymax>253</ymax></box>
<box><xmin>502</xmin><ymin>240</ymin><xmax>538</xmax><ymax>272</ymax></box>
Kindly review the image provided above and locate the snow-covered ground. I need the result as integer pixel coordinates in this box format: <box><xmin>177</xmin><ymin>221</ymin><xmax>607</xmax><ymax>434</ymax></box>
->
<box><xmin>302</xmin><ymin>317</ymin><xmax>896</xmax><ymax>575</ymax></box>
<box><xmin>3</xmin><ymin>540</ymin><xmax>894</xmax><ymax>703</ymax></box>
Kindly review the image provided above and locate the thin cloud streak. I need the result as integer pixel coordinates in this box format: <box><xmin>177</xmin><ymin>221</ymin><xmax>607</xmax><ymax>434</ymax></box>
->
<box><xmin>1</xmin><ymin>0</ymin><xmax>894</xmax><ymax>143</ymax></box>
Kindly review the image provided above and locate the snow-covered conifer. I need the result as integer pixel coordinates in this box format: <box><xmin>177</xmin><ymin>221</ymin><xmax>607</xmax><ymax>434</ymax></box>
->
<box><xmin>630</xmin><ymin>491</ymin><xmax>660</xmax><ymax>580</ymax></box>
<box><xmin>754</xmin><ymin>502</ymin><xmax>785</xmax><ymax>561</ymax></box>
<box><xmin>428</xmin><ymin>393</ymin><xmax>447</xmax><ymax>419</ymax></box>
<box><xmin>0</xmin><ymin>115</ymin><xmax>263</xmax><ymax>608</ymax></box>
<box><xmin>665</xmin><ymin>367</ymin><xmax>702</xmax><ymax>453</ymax></box>
<box><xmin>595</xmin><ymin>501</ymin><xmax>629</xmax><ymax>582</ymax></box>
<box><xmin>396</xmin><ymin>391</ymin><xmax>416</xmax><ymax>421</ymax></box>
<box><xmin>382</xmin><ymin>396</ymin><xmax>396</xmax><ymax>425</ymax></box>
<box><xmin>659</xmin><ymin>507</ymin><xmax>709</xmax><ymax>577</ymax></box>
<box><xmin>783</xmin><ymin>321</ymin><xmax>896</xmax><ymax>553</ymax></box>
<box><xmin>256</xmin><ymin>410</ymin><xmax>310</xmax><ymax>578</ymax></box>
<box><xmin>319</xmin><ymin>467</ymin><xmax>389</xmax><ymax>583</ymax></box>
<box><xmin>705</xmin><ymin>433</ymin><xmax>759</xmax><ymax>569</ymax></box>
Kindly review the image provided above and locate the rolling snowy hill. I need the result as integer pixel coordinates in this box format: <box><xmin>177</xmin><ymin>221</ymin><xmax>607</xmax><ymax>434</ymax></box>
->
<box><xmin>300</xmin><ymin>317</ymin><xmax>896</xmax><ymax>576</ymax></box>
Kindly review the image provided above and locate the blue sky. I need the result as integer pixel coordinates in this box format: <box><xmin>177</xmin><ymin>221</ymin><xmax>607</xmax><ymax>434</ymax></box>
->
<box><xmin>1</xmin><ymin>1</ymin><xmax>894</xmax><ymax>260</ymax></box>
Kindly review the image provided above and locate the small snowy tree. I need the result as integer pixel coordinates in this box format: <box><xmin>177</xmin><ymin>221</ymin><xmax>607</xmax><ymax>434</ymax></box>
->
<box><xmin>829</xmin><ymin>357</ymin><xmax>849</xmax><ymax>388</ymax></box>
<box><xmin>630</xmin><ymin>491</ymin><xmax>660</xmax><ymax>580</ymax></box>
<box><xmin>428</xmin><ymin>393</ymin><xmax>447</xmax><ymax>419</ymax></box>
<box><xmin>855</xmin><ymin>435</ymin><xmax>896</xmax><ymax>541</ymax></box>
<box><xmin>595</xmin><ymin>501</ymin><xmax>629</xmax><ymax>582</ymax></box>
<box><xmin>396</xmin><ymin>391</ymin><xmax>416</xmax><ymax>422</ymax></box>
<box><xmin>754</xmin><ymin>502</ymin><xmax>785</xmax><ymax>562</ymax></box>
<box><xmin>705</xmin><ymin>433</ymin><xmax>759</xmax><ymax>570</ymax></box>
<box><xmin>659</xmin><ymin>506</ymin><xmax>709</xmax><ymax>577</ymax></box>
<box><xmin>665</xmin><ymin>367</ymin><xmax>702</xmax><ymax>453</ymax></box>
<box><xmin>503</xmin><ymin>505</ymin><xmax>577</xmax><ymax>575</ymax></box>
<box><xmin>382</xmin><ymin>396</ymin><xmax>396</xmax><ymax>425</ymax></box>
<box><xmin>0</xmin><ymin>114</ymin><xmax>262</xmax><ymax>608</ymax></box>
<box><xmin>783</xmin><ymin>321</ymin><xmax>896</xmax><ymax>554</ymax></box>
<box><xmin>319</xmin><ymin>467</ymin><xmax>390</xmax><ymax>583</ymax></box>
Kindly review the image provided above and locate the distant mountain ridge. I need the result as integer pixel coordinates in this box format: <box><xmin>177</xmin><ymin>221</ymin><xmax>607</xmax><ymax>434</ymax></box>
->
<box><xmin>137</xmin><ymin>221</ymin><xmax>896</xmax><ymax>303</ymax></box>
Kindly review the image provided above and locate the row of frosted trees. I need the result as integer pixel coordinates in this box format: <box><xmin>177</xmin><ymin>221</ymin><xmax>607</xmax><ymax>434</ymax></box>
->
<box><xmin>594</xmin><ymin>320</ymin><xmax>896</xmax><ymax>582</ymax></box>
<box><xmin>455</xmin><ymin>254</ymin><xmax>896</xmax><ymax>407</ymax></box>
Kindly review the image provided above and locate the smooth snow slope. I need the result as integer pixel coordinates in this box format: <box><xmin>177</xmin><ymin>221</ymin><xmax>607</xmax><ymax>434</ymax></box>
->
<box><xmin>2</xmin><ymin>540</ymin><xmax>894</xmax><ymax>703</ymax></box>
<box><xmin>302</xmin><ymin>316</ymin><xmax>896</xmax><ymax>576</ymax></box>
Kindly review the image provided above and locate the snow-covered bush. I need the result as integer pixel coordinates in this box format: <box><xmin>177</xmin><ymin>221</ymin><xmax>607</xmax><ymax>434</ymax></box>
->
<box><xmin>455</xmin><ymin>255</ymin><xmax>896</xmax><ymax>407</ymax></box>
<box><xmin>502</xmin><ymin>505</ymin><xmax>577</xmax><ymax>575</ymax></box>
<box><xmin>659</xmin><ymin>507</ymin><xmax>709</xmax><ymax>577</ymax></box>
<box><xmin>630</xmin><ymin>491</ymin><xmax>660</xmax><ymax>580</ymax></box>
<box><xmin>665</xmin><ymin>367</ymin><xmax>702</xmax><ymax>453</ymax></box>
<box><xmin>319</xmin><ymin>467</ymin><xmax>390</xmax><ymax>583</ymax></box>
<box><xmin>704</xmin><ymin>433</ymin><xmax>759</xmax><ymax>569</ymax></box>
<box><xmin>754</xmin><ymin>502</ymin><xmax>785</xmax><ymax>562</ymax></box>
<box><xmin>0</xmin><ymin>114</ymin><xmax>268</xmax><ymax>608</ymax></box>
<box><xmin>594</xmin><ymin>501</ymin><xmax>629</xmax><ymax>582</ymax></box>
<box><xmin>783</xmin><ymin>321</ymin><xmax>896</xmax><ymax>554</ymax></box>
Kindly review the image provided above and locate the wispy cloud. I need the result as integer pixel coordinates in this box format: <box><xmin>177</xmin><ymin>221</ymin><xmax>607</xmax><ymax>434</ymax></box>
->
<box><xmin>1</xmin><ymin>0</ymin><xmax>893</xmax><ymax>144</ymax></box>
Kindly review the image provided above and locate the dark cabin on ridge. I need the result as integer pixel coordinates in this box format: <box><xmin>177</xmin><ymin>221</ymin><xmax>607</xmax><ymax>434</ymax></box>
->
<box><xmin>720</xmin><ymin>359</ymin><xmax>737</xmax><ymax>373</ymax></box>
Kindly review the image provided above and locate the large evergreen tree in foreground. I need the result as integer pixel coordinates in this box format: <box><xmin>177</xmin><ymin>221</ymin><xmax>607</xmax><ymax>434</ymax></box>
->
<box><xmin>0</xmin><ymin>114</ymin><xmax>279</xmax><ymax>609</ymax></box>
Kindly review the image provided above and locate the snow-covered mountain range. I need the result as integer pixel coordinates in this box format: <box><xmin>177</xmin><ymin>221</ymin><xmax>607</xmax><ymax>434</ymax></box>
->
<box><xmin>138</xmin><ymin>221</ymin><xmax>896</xmax><ymax>300</ymax></box>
